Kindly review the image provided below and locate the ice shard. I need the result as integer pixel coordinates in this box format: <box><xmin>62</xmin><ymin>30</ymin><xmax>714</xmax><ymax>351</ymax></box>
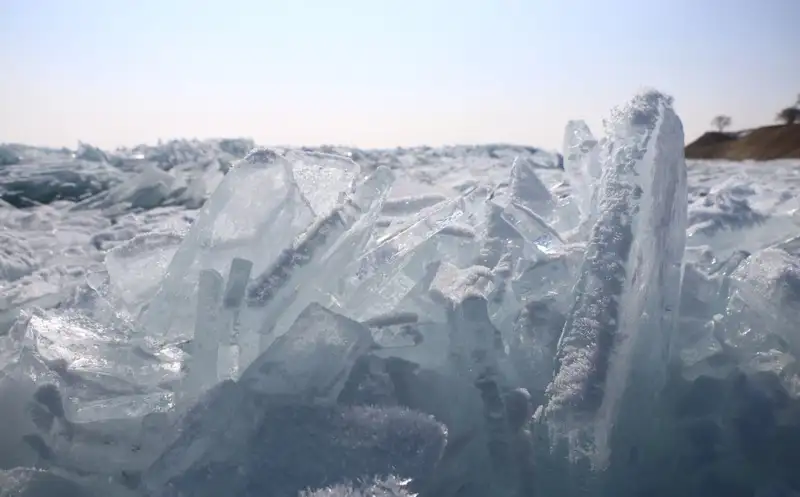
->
<box><xmin>338</xmin><ymin>188</ymin><xmax>477</xmax><ymax>321</ymax></box>
<box><xmin>102</xmin><ymin>232</ymin><xmax>184</xmax><ymax>316</ymax></box>
<box><xmin>239</xmin><ymin>303</ymin><xmax>375</xmax><ymax>401</ymax></box>
<box><xmin>239</xmin><ymin>166</ymin><xmax>393</xmax><ymax>357</ymax></box>
<box><xmin>138</xmin><ymin>149</ymin><xmax>360</xmax><ymax>347</ymax></box>
<box><xmin>562</xmin><ymin>120</ymin><xmax>600</xmax><ymax>220</ymax></box>
<box><xmin>183</xmin><ymin>269</ymin><xmax>224</xmax><ymax>398</ymax></box>
<box><xmin>541</xmin><ymin>91</ymin><xmax>688</xmax><ymax>479</ymax></box>
<box><xmin>217</xmin><ymin>257</ymin><xmax>252</xmax><ymax>380</ymax></box>
<box><xmin>137</xmin><ymin>149</ymin><xmax>317</xmax><ymax>343</ymax></box>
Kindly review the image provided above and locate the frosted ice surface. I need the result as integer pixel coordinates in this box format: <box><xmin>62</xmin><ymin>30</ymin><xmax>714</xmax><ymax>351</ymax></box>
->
<box><xmin>726</xmin><ymin>248</ymin><xmax>800</xmax><ymax>355</ymax></box>
<box><xmin>143</xmin><ymin>380</ymin><xmax>446</xmax><ymax>497</ymax></box>
<box><xmin>11</xmin><ymin>99</ymin><xmax>800</xmax><ymax>497</ymax></box>
<box><xmin>686</xmin><ymin>177</ymin><xmax>800</xmax><ymax>257</ymax></box>
<box><xmin>0</xmin><ymin>468</ymin><xmax>91</xmax><ymax>497</ymax></box>
<box><xmin>0</xmin><ymin>231</ymin><xmax>38</xmax><ymax>282</ymax></box>
<box><xmin>301</xmin><ymin>475</ymin><xmax>414</xmax><ymax>497</ymax></box>
<box><xmin>543</xmin><ymin>90</ymin><xmax>688</xmax><ymax>468</ymax></box>
<box><xmin>239</xmin><ymin>303</ymin><xmax>375</xmax><ymax>400</ymax></box>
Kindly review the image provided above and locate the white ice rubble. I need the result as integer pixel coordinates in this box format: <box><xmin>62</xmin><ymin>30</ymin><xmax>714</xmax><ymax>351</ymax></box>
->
<box><xmin>2</xmin><ymin>90</ymin><xmax>800</xmax><ymax>496</ymax></box>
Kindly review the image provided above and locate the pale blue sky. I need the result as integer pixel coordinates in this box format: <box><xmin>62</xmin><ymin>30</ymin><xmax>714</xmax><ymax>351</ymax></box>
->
<box><xmin>1</xmin><ymin>0</ymin><xmax>798</xmax><ymax>152</ymax></box>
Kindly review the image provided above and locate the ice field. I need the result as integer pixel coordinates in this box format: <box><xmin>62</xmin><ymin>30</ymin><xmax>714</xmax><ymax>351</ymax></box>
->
<box><xmin>2</xmin><ymin>91</ymin><xmax>800</xmax><ymax>496</ymax></box>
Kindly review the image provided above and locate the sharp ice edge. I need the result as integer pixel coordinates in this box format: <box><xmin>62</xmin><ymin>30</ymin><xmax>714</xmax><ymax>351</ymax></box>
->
<box><xmin>541</xmin><ymin>91</ymin><xmax>688</xmax><ymax>469</ymax></box>
<box><xmin>5</xmin><ymin>91</ymin><xmax>800</xmax><ymax>497</ymax></box>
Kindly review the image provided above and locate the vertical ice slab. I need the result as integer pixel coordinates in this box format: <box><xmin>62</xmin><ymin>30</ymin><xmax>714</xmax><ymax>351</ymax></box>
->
<box><xmin>562</xmin><ymin>120</ymin><xmax>600</xmax><ymax>221</ymax></box>
<box><xmin>138</xmin><ymin>149</ymin><xmax>359</xmax><ymax>345</ymax></box>
<box><xmin>218</xmin><ymin>257</ymin><xmax>252</xmax><ymax>380</ymax></box>
<box><xmin>541</xmin><ymin>91</ymin><xmax>688</xmax><ymax>478</ymax></box>
<box><xmin>183</xmin><ymin>269</ymin><xmax>224</xmax><ymax>398</ymax></box>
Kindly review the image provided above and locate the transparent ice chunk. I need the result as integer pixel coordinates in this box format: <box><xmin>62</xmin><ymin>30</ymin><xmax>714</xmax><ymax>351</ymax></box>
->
<box><xmin>285</xmin><ymin>149</ymin><xmax>360</xmax><ymax>216</ymax></box>
<box><xmin>139</xmin><ymin>149</ymin><xmax>356</xmax><ymax>344</ymax></box>
<box><xmin>562</xmin><ymin>120</ymin><xmax>600</xmax><ymax>219</ymax></box>
<box><xmin>103</xmin><ymin>232</ymin><xmax>183</xmax><ymax>316</ymax></box>
<box><xmin>183</xmin><ymin>268</ymin><xmax>224</xmax><ymax>398</ymax></box>
<box><xmin>217</xmin><ymin>257</ymin><xmax>252</xmax><ymax>380</ymax></box>
<box><xmin>239</xmin><ymin>303</ymin><xmax>375</xmax><ymax>401</ymax></box>
<box><xmin>339</xmin><ymin>188</ymin><xmax>476</xmax><ymax>320</ymax></box>
<box><xmin>257</xmin><ymin>166</ymin><xmax>395</xmax><ymax>349</ymax></box>
<box><xmin>238</xmin><ymin>167</ymin><xmax>394</xmax><ymax>358</ymax></box>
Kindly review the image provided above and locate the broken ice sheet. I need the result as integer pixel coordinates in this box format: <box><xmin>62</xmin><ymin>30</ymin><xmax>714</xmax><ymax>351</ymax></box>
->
<box><xmin>239</xmin><ymin>303</ymin><xmax>376</xmax><ymax>401</ymax></box>
<box><xmin>489</xmin><ymin>157</ymin><xmax>564</xmax><ymax>256</ymax></box>
<box><xmin>241</xmin><ymin>166</ymin><xmax>395</xmax><ymax>354</ymax></box>
<box><xmin>21</xmin><ymin>309</ymin><xmax>179</xmax><ymax>422</ymax></box>
<box><xmin>501</xmin><ymin>201</ymin><xmax>563</xmax><ymax>256</ymax></box>
<box><xmin>339</xmin><ymin>187</ymin><xmax>478</xmax><ymax>320</ymax></box>
<box><xmin>511</xmin><ymin>243</ymin><xmax>584</xmax><ymax>307</ymax></box>
<box><xmin>361</xmin><ymin>308</ymin><xmax>450</xmax><ymax>370</ymax></box>
<box><xmin>285</xmin><ymin>149</ymin><xmax>360</xmax><ymax>216</ymax></box>
<box><xmin>138</xmin><ymin>149</ymin><xmax>329</xmax><ymax>343</ymax></box>
<box><xmin>102</xmin><ymin>231</ymin><xmax>184</xmax><ymax>315</ymax></box>
<box><xmin>561</xmin><ymin>120</ymin><xmax>600</xmax><ymax>219</ymax></box>
<box><xmin>723</xmin><ymin>248</ymin><xmax>800</xmax><ymax>356</ymax></box>
<box><xmin>508</xmin><ymin>156</ymin><xmax>556</xmax><ymax>218</ymax></box>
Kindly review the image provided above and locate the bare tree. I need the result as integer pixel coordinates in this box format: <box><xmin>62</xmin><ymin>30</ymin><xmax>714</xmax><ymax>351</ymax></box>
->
<box><xmin>777</xmin><ymin>107</ymin><xmax>800</xmax><ymax>125</ymax></box>
<box><xmin>711</xmin><ymin>115</ymin><xmax>732</xmax><ymax>132</ymax></box>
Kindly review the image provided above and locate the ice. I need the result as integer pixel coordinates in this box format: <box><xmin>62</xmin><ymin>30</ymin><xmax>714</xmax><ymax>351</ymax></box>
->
<box><xmin>217</xmin><ymin>257</ymin><xmax>252</xmax><ymax>380</ymax></box>
<box><xmin>183</xmin><ymin>269</ymin><xmax>224</xmax><ymax>398</ymax></box>
<box><xmin>101</xmin><ymin>232</ymin><xmax>184</xmax><ymax>315</ymax></box>
<box><xmin>4</xmin><ymin>310</ymin><xmax>179</xmax><ymax>424</ymax></box>
<box><xmin>0</xmin><ymin>158</ymin><xmax>125</xmax><ymax>208</ymax></box>
<box><xmin>562</xmin><ymin>120</ymin><xmax>601</xmax><ymax>221</ymax></box>
<box><xmin>8</xmin><ymin>93</ymin><xmax>800</xmax><ymax>496</ymax></box>
<box><xmin>300</xmin><ymin>475</ymin><xmax>414</xmax><ymax>497</ymax></box>
<box><xmin>0</xmin><ymin>468</ymin><xmax>89</xmax><ymax>497</ymax></box>
<box><xmin>722</xmin><ymin>248</ymin><xmax>800</xmax><ymax>358</ymax></box>
<box><xmin>541</xmin><ymin>91</ymin><xmax>688</xmax><ymax>475</ymax></box>
<box><xmin>241</xmin><ymin>166</ymin><xmax>393</xmax><ymax>355</ymax></box>
<box><xmin>137</xmin><ymin>148</ymin><xmax>359</xmax><ymax>345</ymax></box>
<box><xmin>686</xmin><ymin>177</ymin><xmax>800</xmax><ymax>257</ymax></box>
<box><xmin>0</xmin><ymin>231</ymin><xmax>38</xmax><ymax>282</ymax></box>
<box><xmin>338</xmin><ymin>187</ymin><xmax>476</xmax><ymax>320</ymax></box>
<box><xmin>508</xmin><ymin>156</ymin><xmax>556</xmax><ymax>219</ymax></box>
<box><xmin>142</xmin><ymin>380</ymin><xmax>447</xmax><ymax>497</ymax></box>
<box><xmin>239</xmin><ymin>303</ymin><xmax>375</xmax><ymax>400</ymax></box>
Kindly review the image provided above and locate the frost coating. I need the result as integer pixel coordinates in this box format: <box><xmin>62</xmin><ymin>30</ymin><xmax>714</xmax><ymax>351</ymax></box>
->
<box><xmin>543</xmin><ymin>90</ymin><xmax>688</xmax><ymax>469</ymax></box>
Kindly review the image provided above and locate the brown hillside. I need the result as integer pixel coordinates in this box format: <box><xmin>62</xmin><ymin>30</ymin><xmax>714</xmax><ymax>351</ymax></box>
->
<box><xmin>685</xmin><ymin>124</ymin><xmax>800</xmax><ymax>161</ymax></box>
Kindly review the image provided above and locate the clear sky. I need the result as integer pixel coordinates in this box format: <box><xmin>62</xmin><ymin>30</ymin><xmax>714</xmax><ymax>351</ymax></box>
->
<box><xmin>1</xmin><ymin>0</ymin><xmax>798</xmax><ymax>152</ymax></box>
